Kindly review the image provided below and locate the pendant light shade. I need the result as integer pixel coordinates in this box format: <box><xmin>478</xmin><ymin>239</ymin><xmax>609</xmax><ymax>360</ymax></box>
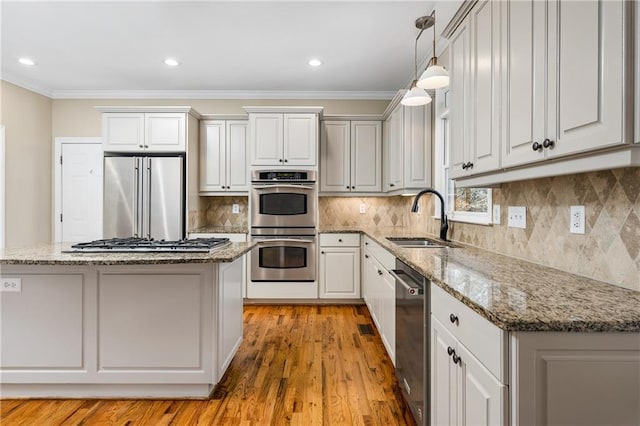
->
<box><xmin>401</xmin><ymin>82</ymin><xmax>432</xmax><ymax>106</ymax></box>
<box><xmin>417</xmin><ymin>62</ymin><xmax>449</xmax><ymax>90</ymax></box>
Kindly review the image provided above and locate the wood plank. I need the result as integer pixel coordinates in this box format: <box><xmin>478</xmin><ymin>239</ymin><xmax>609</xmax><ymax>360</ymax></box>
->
<box><xmin>0</xmin><ymin>305</ymin><xmax>415</xmax><ymax>425</ymax></box>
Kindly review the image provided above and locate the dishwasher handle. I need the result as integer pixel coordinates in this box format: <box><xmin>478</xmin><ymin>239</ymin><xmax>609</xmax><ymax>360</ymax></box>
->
<box><xmin>389</xmin><ymin>269</ymin><xmax>423</xmax><ymax>296</ymax></box>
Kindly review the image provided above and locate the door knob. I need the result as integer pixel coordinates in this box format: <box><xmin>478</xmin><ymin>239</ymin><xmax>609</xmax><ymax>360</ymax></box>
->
<box><xmin>532</xmin><ymin>141</ymin><xmax>543</xmax><ymax>151</ymax></box>
<box><xmin>543</xmin><ymin>138</ymin><xmax>555</xmax><ymax>149</ymax></box>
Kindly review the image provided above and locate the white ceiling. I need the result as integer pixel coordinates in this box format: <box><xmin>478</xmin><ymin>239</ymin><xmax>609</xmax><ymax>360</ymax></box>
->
<box><xmin>0</xmin><ymin>0</ymin><xmax>458</xmax><ymax>99</ymax></box>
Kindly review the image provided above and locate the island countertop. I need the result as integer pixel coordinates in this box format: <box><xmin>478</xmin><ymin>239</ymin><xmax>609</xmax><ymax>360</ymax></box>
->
<box><xmin>0</xmin><ymin>242</ymin><xmax>255</xmax><ymax>266</ymax></box>
<box><xmin>321</xmin><ymin>225</ymin><xmax>640</xmax><ymax>333</ymax></box>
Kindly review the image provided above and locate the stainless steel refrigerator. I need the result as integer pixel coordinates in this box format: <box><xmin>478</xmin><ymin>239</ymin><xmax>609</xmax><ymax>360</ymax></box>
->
<box><xmin>103</xmin><ymin>155</ymin><xmax>184</xmax><ymax>240</ymax></box>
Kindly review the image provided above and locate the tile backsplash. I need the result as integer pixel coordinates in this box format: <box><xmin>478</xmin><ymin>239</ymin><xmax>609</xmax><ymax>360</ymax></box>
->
<box><xmin>189</xmin><ymin>196</ymin><xmax>248</xmax><ymax>230</ymax></box>
<box><xmin>320</xmin><ymin>168</ymin><xmax>640</xmax><ymax>292</ymax></box>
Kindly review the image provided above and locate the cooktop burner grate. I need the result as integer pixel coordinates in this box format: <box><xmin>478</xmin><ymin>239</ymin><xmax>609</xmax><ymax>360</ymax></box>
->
<box><xmin>66</xmin><ymin>237</ymin><xmax>231</xmax><ymax>253</ymax></box>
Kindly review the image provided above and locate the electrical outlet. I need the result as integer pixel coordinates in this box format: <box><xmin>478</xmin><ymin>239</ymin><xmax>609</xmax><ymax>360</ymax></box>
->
<box><xmin>359</xmin><ymin>203</ymin><xmax>366</xmax><ymax>214</ymax></box>
<box><xmin>570</xmin><ymin>205</ymin><xmax>585</xmax><ymax>234</ymax></box>
<box><xmin>507</xmin><ymin>206</ymin><xmax>526</xmax><ymax>229</ymax></box>
<box><xmin>232</xmin><ymin>204</ymin><xmax>240</xmax><ymax>214</ymax></box>
<box><xmin>1</xmin><ymin>278</ymin><xmax>21</xmax><ymax>292</ymax></box>
<box><xmin>493</xmin><ymin>204</ymin><xmax>501</xmax><ymax>225</ymax></box>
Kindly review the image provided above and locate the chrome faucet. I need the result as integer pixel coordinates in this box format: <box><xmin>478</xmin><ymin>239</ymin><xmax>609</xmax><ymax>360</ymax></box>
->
<box><xmin>411</xmin><ymin>188</ymin><xmax>449</xmax><ymax>241</ymax></box>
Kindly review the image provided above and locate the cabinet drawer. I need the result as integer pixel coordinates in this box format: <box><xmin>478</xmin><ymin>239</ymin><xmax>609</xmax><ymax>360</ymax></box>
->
<box><xmin>320</xmin><ymin>233</ymin><xmax>360</xmax><ymax>247</ymax></box>
<box><xmin>362</xmin><ymin>236</ymin><xmax>395</xmax><ymax>269</ymax></box>
<box><xmin>431</xmin><ymin>284</ymin><xmax>507</xmax><ymax>382</ymax></box>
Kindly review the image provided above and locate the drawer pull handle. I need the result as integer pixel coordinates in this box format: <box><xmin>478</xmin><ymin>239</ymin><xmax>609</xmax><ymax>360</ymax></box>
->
<box><xmin>449</xmin><ymin>314</ymin><xmax>459</xmax><ymax>325</ymax></box>
<box><xmin>447</xmin><ymin>346</ymin><xmax>454</xmax><ymax>356</ymax></box>
<box><xmin>364</xmin><ymin>254</ymin><xmax>369</xmax><ymax>258</ymax></box>
<box><xmin>452</xmin><ymin>353</ymin><xmax>462</xmax><ymax>365</ymax></box>
<box><xmin>377</xmin><ymin>269</ymin><xmax>383</xmax><ymax>276</ymax></box>
<box><xmin>338</xmin><ymin>239</ymin><xmax>343</xmax><ymax>242</ymax></box>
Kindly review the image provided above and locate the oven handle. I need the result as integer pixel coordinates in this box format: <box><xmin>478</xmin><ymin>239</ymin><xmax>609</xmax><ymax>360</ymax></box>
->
<box><xmin>252</xmin><ymin>184</ymin><xmax>315</xmax><ymax>190</ymax></box>
<box><xmin>253</xmin><ymin>238</ymin><xmax>315</xmax><ymax>244</ymax></box>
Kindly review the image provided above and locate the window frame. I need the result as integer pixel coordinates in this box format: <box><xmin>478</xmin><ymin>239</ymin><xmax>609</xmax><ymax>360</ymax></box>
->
<box><xmin>433</xmin><ymin>88</ymin><xmax>493</xmax><ymax>226</ymax></box>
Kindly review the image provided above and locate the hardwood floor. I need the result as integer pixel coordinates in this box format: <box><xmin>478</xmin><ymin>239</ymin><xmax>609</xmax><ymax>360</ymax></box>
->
<box><xmin>1</xmin><ymin>305</ymin><xmax>415</xmax><ymax>425</ymax></box>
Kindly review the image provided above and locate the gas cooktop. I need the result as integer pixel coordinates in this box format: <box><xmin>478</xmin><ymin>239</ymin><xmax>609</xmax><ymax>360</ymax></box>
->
<box><xmin>66</xmin><ymin>237</ymin><xmax>230</xmax><ymax>253</ymax></box>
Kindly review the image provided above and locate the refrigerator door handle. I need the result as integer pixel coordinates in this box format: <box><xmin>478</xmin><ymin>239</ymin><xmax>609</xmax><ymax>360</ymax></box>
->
<box><xmin>145</xmin><ymin>157</ymin><xmax>152</xmax><ymax>239</ymax></box>
<box><xmin>133</xmin><ymin>157</ymin><xmax>140</xmax><ymax>237</ymax></box>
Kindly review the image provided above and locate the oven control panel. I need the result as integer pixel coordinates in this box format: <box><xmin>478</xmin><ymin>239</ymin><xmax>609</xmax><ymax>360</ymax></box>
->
<box><xmin>252</xmin><ymin>170</ymin><xmax>316</xmax><ymax>182</ymax></box>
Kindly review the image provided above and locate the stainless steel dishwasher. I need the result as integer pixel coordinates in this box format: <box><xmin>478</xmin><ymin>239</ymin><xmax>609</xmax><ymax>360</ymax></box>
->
<box><xmin>390</xmin><ymin>259</ymin><xmax>428</xmax><ymax>425</ymax></box>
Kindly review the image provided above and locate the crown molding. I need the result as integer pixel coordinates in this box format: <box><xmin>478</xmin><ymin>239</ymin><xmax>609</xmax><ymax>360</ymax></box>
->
<box><xmin>94</xmin><ymin>105</ymin><xmax>202</xmax><ymax>119</ymax></box>
<box><xmin>50</xmin><ymin>89</ymin><xmax>397</xmax><ymax>100</ymax></box>
<box><xmin>243</xmin><ymin>106</ymin><xmax>325</xmax><ymax>114</ymax></box>
<box><xmin>321</xmin><ymin>114</ymin><xmax>385</xmax><ymax>121</ymax></box>
<box><xmin>1</xmin><ymin>74</ymin><xmax>54</xmax><ymax>98</ymax></box>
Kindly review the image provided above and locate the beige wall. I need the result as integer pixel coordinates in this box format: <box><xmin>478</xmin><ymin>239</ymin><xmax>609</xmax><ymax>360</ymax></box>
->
<box><xmin>0</xmin><ymin>81</ymin><xmax>52</xmax><ymax>247</ymax></box>
<box><xmin>51</xmin><ymin>98</ymin><xmax>390</xmax><ymax>138</ymax></box>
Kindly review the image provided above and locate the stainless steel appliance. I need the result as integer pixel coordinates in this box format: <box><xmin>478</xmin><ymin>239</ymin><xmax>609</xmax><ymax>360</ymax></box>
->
<box><xmin>391</xmin><ymin>259</ymin><xmax>428</xmax><ymax>425</ymax></box>
<box><xmin>250</xmin><ymin>234</ymin><xmax>316</xmax><ymax>282</ymax></box>
<box><xmin>66</xmin><ymin>237</ymin><xmax>229</xmax><ymax>253</ymax></box>
<box><xmin>251</xmin><ymin>170</ymin><xmax>317</xmax><ymax>230</ymax></box>
<box><xmin>104</xmin><ymin>155</ymin><xmax>184</xmax><ymax>240</ymax></box>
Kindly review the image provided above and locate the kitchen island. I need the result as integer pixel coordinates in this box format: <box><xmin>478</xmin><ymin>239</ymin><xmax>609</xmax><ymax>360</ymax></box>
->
<box><xmin>0</xmin><ymin>242</ymin><xmax>254</xmax><ymax>399</ymax></box>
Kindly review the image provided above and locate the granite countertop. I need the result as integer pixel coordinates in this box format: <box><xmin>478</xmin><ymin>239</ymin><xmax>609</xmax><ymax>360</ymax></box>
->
<box><xmin>320</xmin><ymin>225</ymin><xmax>640</xmax><ymax>332</ymax></box>
<box><xmin>0</xmin><ymin>242</ymin><xmax>255</xmax><ymax>266</ymax></box>
<box><xmin>189</xmin><ymin>226</ymin><xmax>248</xmax><ymax>234</ymax></box>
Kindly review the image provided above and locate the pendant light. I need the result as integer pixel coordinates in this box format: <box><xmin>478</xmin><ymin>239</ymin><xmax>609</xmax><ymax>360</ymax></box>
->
<box><xmin>400</xmin><ymin>15</ymin><xmax>433</xmax><ymax>106</ymax></box>
<box><xmin>417</xmin><ymin>11</ymin><xmax>449</xmax><ymax>90</ymax></box>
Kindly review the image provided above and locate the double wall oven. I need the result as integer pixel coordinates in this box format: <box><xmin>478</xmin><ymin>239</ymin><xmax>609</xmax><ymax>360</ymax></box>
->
<box><xmin>250</xmin><ymin>170</ymin><xmax>318</xmax><ymax>295</ymax></box>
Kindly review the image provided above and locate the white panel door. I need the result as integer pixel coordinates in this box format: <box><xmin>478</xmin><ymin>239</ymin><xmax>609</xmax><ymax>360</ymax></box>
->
<box><xmin>284</xmin><ymin>113</ymin><xmax>317</xmax><ymax>166</ymax></box>
<box><xmin>102</xmin><ymin>113</ymin><xmax>144</xmax><ymax>152</ymax></box>
<box><xmin>217</xmin><ymin>258</ymin><xmax>244</xmax><ymax>377</ymax></box>
<box><xmin>500</xmin><ymin>0</ymin><xmax>547</xmax><ymax>168</ymax></box>
<box><xmin>384</xmin><ymin>106</ymin><xmax>404</xmax><ymax>190</ymax></box>
<box><xmin>62</xmin><ymin>143</ymin><xmax>103</xmax><ymax>242</ymax></box>
<box><xmin>449</xmin><ymin>16</ymin><xmax>472</xmax><ymax>178</ymax></box>
<box><xmin>403</xmin><ymin>104</ymin><xmax>432</xmax><ymax>188</ymax></box>
<box><xmin>200</xmin><ymin>121</ymin><xmax>226</xmax><ymax>192</ymax></box>
<box><xmin>250</xmin><ymin>114</ymin><xmax>283</xmax><ymax>165</ymax></box>
<box><xmin>319</xmin><ymin>247</ymin><xmax>360</xmax><ymax>298</ymax></box>
<box><xmin>226</xmin><ymin>120</ymin><xmax>249</xmax><ymax>192</ymax></box>
<box><xmin>351</xmin><ymin>121</ymin><xmax>382</xmax><ymax>192</ymax></box>
<box><xmin>320</xmin><ymin>121</ymin><xmax>351</xmax><ymax>192</ymax></box>
<box><xmin>547</xmin><ymin>0</ymin><xmax>625</xmax><ymax>157</ymax></box>
<box><xmin>381</xmin><ymin>270</ymin><xmax>396</xmax><ymax>364</ymax></box>
<box><xmin>431</xmin><ymin>318</ymin><xmax>458</xmax><ymax>426</ymax></box>
<box><xmin>469</xmin><ymin>0</ymin><xmax>501</xmax><ymax>175</ymax></box>
<box><xmin>457</xmin><ymin>343</ymin><xmax>506</xmax><ymax>426</ymax></box>
<box><xmin>145</xmin><ymin>113</ymin><xmax>186</xmax><ymax>152</ymax></box>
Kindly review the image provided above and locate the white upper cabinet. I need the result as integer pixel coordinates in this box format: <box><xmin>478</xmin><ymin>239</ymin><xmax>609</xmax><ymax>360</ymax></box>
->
<box><xmin>503</xmin><ymin>0</ymin><xmax>625</xmax><ymax>167</ymax></box>
<box><xmin>320</xmin><ymin>120</ymin><xmax>382</xmax><ymax>193</ymax></box>
<box><xmin>450</xmin><ymin>0</ymin><xmax>501</xmax><ymax>178</ymax></box>
<box><xmin>200</xmin><ymin>120</ymin><xmax>249</xmax><ymax>194</ymax></box>
<box><xmin>384</xmin><ymin>105</ymin><xmax>404</xmax><ymax>190</ymax></box>
<box><xmin>247</xmin><ymin>109</ymin><xmax>321</xmax><ymax>167</ymax></box>
<box><xmin>383</xmin><ymin>100</ymin><xmax>432</xmax><ymax>190</ymax></box>
<box><xmin>102</xmin><ymin>112</ymin><xmax>186</xmax><ymax>153</ymax></box>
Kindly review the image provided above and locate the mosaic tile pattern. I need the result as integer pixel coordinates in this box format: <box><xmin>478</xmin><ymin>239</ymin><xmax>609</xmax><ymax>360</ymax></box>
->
<box><xmin>320</xmin><ymin>168</ymin><xmax>640</xmax><ymax>292</ymax></box>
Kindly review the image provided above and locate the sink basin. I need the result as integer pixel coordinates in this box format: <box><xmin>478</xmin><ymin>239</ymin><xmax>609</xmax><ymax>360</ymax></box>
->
<box><xmin>386</xmin><ymin>237</ymin><xmax>447</xmax><ymax>248</ymax></box>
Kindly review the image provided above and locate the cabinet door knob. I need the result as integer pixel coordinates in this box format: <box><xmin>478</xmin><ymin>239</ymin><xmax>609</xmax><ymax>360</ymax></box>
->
<box><xmin>364</xmin><ymin>254</ymin><xmax>369</xmax><ymax>258</ymax></box>
<box><xmin>321</xmin><ymin>251</ymin><xmax>325</xmax><ymax>254</ymax></box>
<box><xmin>365</xmin><ymin>242</ymin><xmax>369</xmax><ymax>245</ymax></box>
<box><xmin>543</xmin><ymin>138</ymin><xmax>555</xmax><ymax>149</ymax></box>
<box><xmin>346</xmin><ymin>186</ymin><xmax>350</xmax><ymax>189</ymax></box>
<box><xmin>449</xmin><ymin>314</ymin><xmax>459</xmax><ymax>325</ymax></box>
<box><xmin>144</xmin><ymin>145</ymin><xmax>149</xmax><ymax>148</ymax></box>
<box><xmin>466</xmin><ymin>162</ymin><xmax>473</xmax><ymax>169</ymax></box>
<box><xmin>338</xmin><ymin>239</ymin><xmax>343</xmax><ymax>242</ymax></box>
<box><xmin>284</xmin><ymin>159</ymin><xmax>288</xmax><ymax>163</ymax></box>
<box><xmin>532</xmin><ymin>141</ymin><xmax>543</xmax><ymax>151</ymax></box>
<box><xmin>279</xmin><ymin>159</ymin><xmax>284</xmax><ymax>162</ymax></box>
<box><xmin>447</xmin><ymin>346</ymin><xmax>454</xmax><ymax>356</ymax></box>
<box><xmin>390</xmin><ymin>183</ymin><xmax>395</xmax><ymax>187</ymax></box>
<box><xmin>351</xmin><ymin>186</ymin><xmax>355</xmax><ymax>189</ymax></box>
<box><xmin>139</xmin><ymin>144</ymin><xmax>144</xmax><ymax>148</ymax></box>
<box><xmin>377</xmin><ymin>269</ymin><xmax>383</xmax><ymax>276</ymax></box>
<box><xmin>452</xmin><ymin>354</ymin><xmax>462</xmax><ymax>365</ymax></box>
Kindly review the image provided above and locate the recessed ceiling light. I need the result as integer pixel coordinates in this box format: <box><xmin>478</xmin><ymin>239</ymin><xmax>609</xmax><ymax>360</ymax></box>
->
<box><xmin>164</xmin><ymin>58</ymin><xmax>180</xmax><ymax>67</ymax></box>
<box><xmin>18</xmin><ymin>57</ymin><xmax>36</xmax><ymax>66</ymax></box>
<box><xmin>308</xmin><ymin>59</ymin><xmax>322</xmax><ymax>67</ymax></box>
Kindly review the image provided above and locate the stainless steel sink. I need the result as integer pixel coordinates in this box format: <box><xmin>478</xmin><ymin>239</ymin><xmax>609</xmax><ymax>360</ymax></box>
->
<box><xmin>386</xmin><ymin>237</ymin><xmax>447</xmax><ymax>248</ymax></box>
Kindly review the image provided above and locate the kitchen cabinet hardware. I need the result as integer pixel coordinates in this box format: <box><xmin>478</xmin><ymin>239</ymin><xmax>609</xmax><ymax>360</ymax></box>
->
<box><xmin>200</xmin><ymin>120</ymin><xmax>249</xmax><ymax>194</ymax></box>
<box><xmin>377</xmin><ymin>269</ymin><xmax>383</xmax><ymax>276</ymax></box>
<box><xmin>543</xmin><ymin>138</ymin><xmax>555</xmax><ymax>149</ymax></box>
<box><xmin>449</xmin><ymin>313</ymin><xmax>459</xmax><ymax>325</ymax></box>
<box><xmin>321</xmin><ymin>251</ymin><xmax>325</xmax><ymax>254</ymax></box>
<box><xmin>284</xmin><ymin>159</ymin><xmax>288</xmax><ymax>163</ymax></box>
<box><xmin>365</xmin><ymin>254</ymin><xmax>369</xmax><ymax>258</ymax></box>
<box><xmin>452</xmin><ymin>353</ymin><xmax>462</xmax><ymax>365</ymax></box>
<box><xmin>447</xmin><ymin>346</ymin><xmax>454</xmax><ymax>356</ymax></box>
<box><xmin>279</xmin><ymin>159</ymin><xmax>283</xmax><ymax>162</ymax></box>
<box><xmin>532</xmin><ymin>141</ymin><xmax>543</xmax><ymax>151</ymax></box>
<box><xmin>365</xmin><ymin>242</ymin><xmax>368</xmax><ymax>245</ymax></box>
<box><xmin>389</xmin><ymin>183</ymin><xmax>395</xmax><ymax>187</ymax></box>
<box><xmin>338</xmin><ymin>239</ymin><xmax>343</xmax><ymax>242</ymax></box>
<box><xmin>138</xmin><ymin>144</ymin><xmax>143</xmax><ymax>148</ymax></box>
<box><xmin>346</xmin><ymin>186</ymin><xmax>350</xmax><ymax>189</ymax></box>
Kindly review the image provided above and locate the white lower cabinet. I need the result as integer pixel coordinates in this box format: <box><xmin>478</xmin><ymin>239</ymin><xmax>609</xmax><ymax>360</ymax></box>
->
<box><xmin>319</xmin><ymin>233</ymin><xmax>360</xmax><ymax>299</ymax></box>
<box><xmin>217</xmin><ymin>258</ymin><xmax>244</xmax><ymax>378</ymax></box>
<box><xmin>362</xmin><ymin>236</ymin><xmax>396</xmax><ymax>364</ymax></box>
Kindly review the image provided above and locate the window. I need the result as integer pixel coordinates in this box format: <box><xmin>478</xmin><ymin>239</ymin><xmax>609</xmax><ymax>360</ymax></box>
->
<box><xmin>434</xmin><ymin>89</ymin><xmax>493</xmax><ymax>225</ymax></box>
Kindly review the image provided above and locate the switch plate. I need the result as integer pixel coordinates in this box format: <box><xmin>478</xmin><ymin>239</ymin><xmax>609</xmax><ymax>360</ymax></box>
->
<box><xmin>570</xmin><ymin>205</ymin><xmax>585</xmax><ymax>234</ymax></box>
<box><xmin>1</xmin><ymin>278</ymin><xmax>22</xmax><ymax>292</ymax></box>
<box><xmin>493</xmin><ymin>204</ymin><xmax>501</xmax><ymax>225</ymax></box>
<box><xmin>359</xmin><ymin>203</ymin><xmax>366</xmax><ymax>214</ymax></box>
<box><xmin>508</xmin><ymin>206</ymin><xmax>526</xmax><ymax>229</ymax></box>
<box><xmin>232</xmin><ymin>204</ymin><xmax>240</xmax><ymax>214</ymax></box>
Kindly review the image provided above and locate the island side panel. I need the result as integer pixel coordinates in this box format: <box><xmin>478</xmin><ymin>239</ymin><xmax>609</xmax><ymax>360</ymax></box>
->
<box><xmin>217</xmin><ymin>257</ymin><xmax>244</xmax><ymax>378</ymax></box>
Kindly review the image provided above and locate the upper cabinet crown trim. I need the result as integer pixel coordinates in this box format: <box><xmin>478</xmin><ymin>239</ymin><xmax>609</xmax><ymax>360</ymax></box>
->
<box><xmin>243</xmin><ymin>106</ymin><xmax>324</xmax><ymax>115</ymax></box>
<box><xmin>322</xmin><ymin>114</ymin><xmax>385</xmax><ymax>121</ymax></box>
<box><xmin>95</xmin><ymin>106</ymin><xmax>201</xmax><ymax>119</ymax></box>
<box><xmin>442</xmin><ymin>0</ymin><xmax>479</xmax><ymax>39</ymax></box>
<box><xmin>201</xmin><ymin>114</ymin><xmax>248</xmax><ymax>121</ymax></box>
